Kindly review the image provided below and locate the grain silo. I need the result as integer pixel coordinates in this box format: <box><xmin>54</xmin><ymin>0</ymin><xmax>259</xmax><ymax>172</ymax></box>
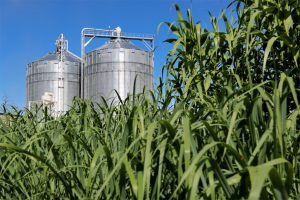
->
<box><xmin>26</xmin><ymin>34</ymin><xmax>81</xmax><ymax>112</ymax></box>
<box><xmin>81</xmin><ymin>27</ymin><xmax>154</xmax><ymax>105</ymax></box>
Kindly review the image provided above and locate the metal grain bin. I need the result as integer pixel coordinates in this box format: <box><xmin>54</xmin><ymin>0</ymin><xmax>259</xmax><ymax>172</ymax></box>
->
<box><xmin>26</xmin><ymin>35</ymin><xmax>81</xmax><ymax>112</ymax></box>
<box><xmin>84</xmin><ymin>39</ymin><xmax>154</xmax><ymax>105</ymax></box>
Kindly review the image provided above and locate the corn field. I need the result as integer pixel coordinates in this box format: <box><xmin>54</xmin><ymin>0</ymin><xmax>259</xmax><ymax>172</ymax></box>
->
<box><xmin>0</xmin><ymin>0</ymin><xmax>299</xmax><ymax>199</ymax></box>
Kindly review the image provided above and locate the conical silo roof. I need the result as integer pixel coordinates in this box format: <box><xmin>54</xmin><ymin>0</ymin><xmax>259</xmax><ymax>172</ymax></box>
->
<box><xmin>94</xmin><ymin>39</ymin><xmax>145</xmax><ymax>51</ymax></box>
<box><xmin>34</xmin><ymin>52</ymin><xmax>80</xmax><ymax>62</ymax></box>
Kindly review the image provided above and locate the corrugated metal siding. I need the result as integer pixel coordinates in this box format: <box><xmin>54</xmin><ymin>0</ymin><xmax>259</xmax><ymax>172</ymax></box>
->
<box><xmin>84</xmin><ymin>39</ymin><xmax>154</xmax><ymax>106</ymax></box>
<box><xmin>26</xmin><ymin>58</ymin><xmax>81</xmax><ymax>112</ymax></box>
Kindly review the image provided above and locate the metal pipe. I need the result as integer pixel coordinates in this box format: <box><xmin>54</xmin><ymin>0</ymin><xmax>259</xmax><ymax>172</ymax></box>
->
<box><xmin>58</xmin><ymin>35</ymin><xmax>61</xmax><ymax>111</ymax></box>
<box><xmin>67</xmin><ymin>50</ymin><xmax>82</xmax><ymax>61</ymax></box>
<box><xmin>65</xmin><ymin>40</ymin><xmax>68</xmax><ymax>51</ymax></box>
<box><xmin>84</xmin><ymin>36</ymin><xmax>95</xmax><ymax>47</ymax></box>
<box><xmin>81</xmin><ymin>34</ymin><xmax>84</xmax><ymax>99</ymax></box>
<box><xmin>61</xmin><ymin>36</ymin><xmax>63</xmax><ymax>112</ymax></box>
<box><xmin>59</xmin><ymin>34</ymin><xmax>63</xmax><ymax>112</ymax></box>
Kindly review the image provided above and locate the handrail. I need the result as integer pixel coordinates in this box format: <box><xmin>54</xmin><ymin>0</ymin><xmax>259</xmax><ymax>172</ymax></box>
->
<box><xmin>83</xmin><ymin>29</ymin><xmax>155</xmax><ymax>40</ymax></box>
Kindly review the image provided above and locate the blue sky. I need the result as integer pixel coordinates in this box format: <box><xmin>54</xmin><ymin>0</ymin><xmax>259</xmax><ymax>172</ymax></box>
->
<box><xmin>0</xmin><ymin>0</ymin><xmax>234</xmax><ymax>109</ymax></box>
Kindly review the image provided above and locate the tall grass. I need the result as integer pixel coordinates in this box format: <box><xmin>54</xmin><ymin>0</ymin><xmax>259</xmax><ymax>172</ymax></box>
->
<box><xmin>1</xmin><ymin>0</ymin><xmax>299</xmax><ymax>199</ymax></box>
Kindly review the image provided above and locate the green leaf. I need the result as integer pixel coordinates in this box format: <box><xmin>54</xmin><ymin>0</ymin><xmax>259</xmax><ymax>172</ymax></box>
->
<box><xmin>204</xmin><ymin>75</ymin><xmax>211</xmax><ymax>93</ymax></box>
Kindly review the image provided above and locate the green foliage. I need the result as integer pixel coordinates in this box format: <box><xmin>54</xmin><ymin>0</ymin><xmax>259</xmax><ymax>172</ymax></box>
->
<box><xmin>0</xmin><ymin>0</ymin><xmax>300</xmax><ymax>199</ymax></box>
